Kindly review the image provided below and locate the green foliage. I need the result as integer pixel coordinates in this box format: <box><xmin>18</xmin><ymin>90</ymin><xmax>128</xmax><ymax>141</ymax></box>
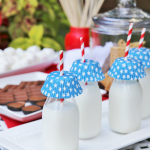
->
<box><xmin>9</xmin><ymin>25</ymin><xmax>62</xmax><ymax>50</ymax></box>
<box><xmin>1</xmin><ymin>0</ymin><xmax>70</xmax><ymax>50</ymax></box>
<box><xmin>41</xmin><ymin>37</ymin><xmax>61</xmax><ymax>51</ymax></box>
<box><xmin>28</xmin><ymin>25</ymin><xmax>44</xmax><ymax>40</ymax></box>
<box><xmin>9</xmin><ymin>37</ymin><xmax>31</xmax><ymax>49</ymax></box>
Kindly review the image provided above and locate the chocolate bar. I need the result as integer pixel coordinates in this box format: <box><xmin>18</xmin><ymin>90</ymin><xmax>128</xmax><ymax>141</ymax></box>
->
<box><xmin>0</xmin><ymin>92</ymin><xmax>14</xmax><ymax>105</ymax></box>
<box><xmin>13</xmin><ymin>89</ymin><xmax>28</xmax><ymax>102</ymax></box>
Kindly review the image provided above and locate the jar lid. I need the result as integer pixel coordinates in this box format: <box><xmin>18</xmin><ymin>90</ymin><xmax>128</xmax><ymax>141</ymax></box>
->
<box><xmin>41</xmin><ymin>71</ymin><xmax>83</xmax><ymax>99</ymax></box>
<box><xmin>108</xmin><ymin>57</ymin><xmax>146</xmax><ymax>80</ymax></box>
<box><xmin>92</xmin><ymin>0</ymin><xmax>150</xmax><ymax>35</ymax></box>
<box><xmin>129</xmin><ymin>47</ymin><xmax>150</xmax><ymax>68</ymax></box>
<box><xmin>70</xmin><ymin>59</ymin><xmax>105</xmax><ymax>82</ymax></box>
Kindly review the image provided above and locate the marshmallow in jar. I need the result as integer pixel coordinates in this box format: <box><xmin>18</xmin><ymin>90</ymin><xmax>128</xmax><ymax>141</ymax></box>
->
<box><xmin>108</xmin><ymin>57</ymin><xmax>146</xmax><ymax>133</ymax></box>
<box><xmin>70</xmin><ymin>59</ymin><xmax>105</xmax><ymax>139</ymax></box>
<box><xmin>129</xmin><ymin>47</ymin><xmax>150</xmax><ymax>118</ymax></box>
<box><xmin>41</xmin><ymin>71</ymin><xmax>83</xmax><ymax>150</ymax></box>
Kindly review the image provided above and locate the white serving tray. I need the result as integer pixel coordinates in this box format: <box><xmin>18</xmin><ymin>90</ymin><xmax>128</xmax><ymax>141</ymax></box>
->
<box><xmin>0</xmin><ymin>53</ymin><xmax>58</xmax><ymax>78</ymax></box>
<box><xmin>0</xmin><ymin>72</ymin><xmax>48</xmax><ymax>122</ymax></box>
<box><xmin>0</xmin><ymin>72</ymin><xmax>106</xmax><ymax>122</ymax></box>
<box><xmin>0</xmin><ymin>100</ymin><xmax>150</xmax><ymax>150</ymax></box>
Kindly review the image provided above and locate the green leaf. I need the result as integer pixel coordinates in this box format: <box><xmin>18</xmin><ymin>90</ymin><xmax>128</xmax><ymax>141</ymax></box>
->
<box><xmin>8</xmin><ymin>23</ymin><xmax>24</xmax><ymax>39</ymax></box>
<box><xmin>25</xmin><ymin>0</ymin><xmax>38</xmax><ymax>15</ymax></box>
<box><xmin>53</xmin><ymin>5</ymin><xmax>60</xmax><ymax>11</ymax></box>
<box><xmin>1</xmin><ymin>0</ymin><xmax>19</xmax><ymax>18</ymax></box>
<box><xmin>28</xmin><ymin>25</ymin><xmax>44</xmax><ymax>40</ymax></box>
<box><xmin>48</xmin><ymin>7</ymin><xmax>55</xmax><ymax>21</ymax></box>
<box><xmin>55</xmin><ymin>35</ymin><xmax>65</xmax><ymax>50</ymax></box>
<box><xmin>9</xmin><ymin>37</ymin><xmax>32</xmax><ymax>49</ymax></box>
<box><xmin>41</xmin><ymin>37</ymin><xmax>62</xmax><ymax>51</ymax></box>
<box><xmin>28</xmin><ymin>0</ymin><xmax>38</xmax><ymax>7</ymax></box>
<box><xmin>41</xmin><ymin>23</ymin><xmax>57</xmax><ymax>37</ymax></box>
<box><xmin>48</xmin><ymin>0</ymin><xmax>57</xmax><ymax>3</ymax></box>
<box><xmin>21</xmin><ymin>16</ymin><xmax>36</xmax><ymax>33</ymax></box>
<box><xmin>17</xmin><ymin>0</ymin><xmax>26</xmax><ymax>10</ymax></box>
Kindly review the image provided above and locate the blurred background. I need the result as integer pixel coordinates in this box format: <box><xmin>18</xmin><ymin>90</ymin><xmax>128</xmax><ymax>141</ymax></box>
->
<box><xmin>0</xmin><ymin>0</ymin><xmax>150</xmax><ymax>50</ymax></box>
<box><xmin>1</xmin><ymin>0</ymin><xmax>150</xmax><ymax>91</ymax></box>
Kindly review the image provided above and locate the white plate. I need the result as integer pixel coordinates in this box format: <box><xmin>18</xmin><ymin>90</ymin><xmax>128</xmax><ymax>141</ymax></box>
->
<box><xmin>0</xmin><ymin>72</ymin><xmax>48</xmax><ymax>122</ymax></box>
<box><xmin>0</xmin><ymin>100</ymin><xmax>150</xmax><ymax>150</ymax></box>
<box><xmin>0</xmin><ymin>72</ymin><xmax>106</xmax><ymax>122</ymax></box>
<box><xmin>0</xmin><ymin>53</ymin><xmax>58</xmax><ymax>78</ymax></box>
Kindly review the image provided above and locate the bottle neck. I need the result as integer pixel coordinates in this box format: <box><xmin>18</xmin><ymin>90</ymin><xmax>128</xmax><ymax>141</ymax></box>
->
<box><xmin>118</xmin><ymin>0</ymin><xmax>136</xmax><ymax>8</ymax></box>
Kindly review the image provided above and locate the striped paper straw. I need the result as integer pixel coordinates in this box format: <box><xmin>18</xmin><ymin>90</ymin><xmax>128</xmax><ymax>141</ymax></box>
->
<box><xmin>80</xmin><ymin>37</ymin><xmax>88</xmax><ymax>85</ymax></box>
<box><xmin>59</xmin><ymin>50</ymin><xmax>64</xmax><ymax>104</ymax></box>
<box><xmin>124</xmin><ymin>23</ymin><xmax>133</xmax><ymax>60</ymax></box>
<box><xmin>80</xmin><ymin>37</ymin><xmax>85</xmax><ymax>63</ymax></box>
<box><xmin>59</xmin><ymin>50</ymin><xmax>64</xmax><ymax>76</ymax></box>
<box><xmin>138</xmin><ymin>28</ymin><xmax>146</xmax><ymax>49</ymax></box>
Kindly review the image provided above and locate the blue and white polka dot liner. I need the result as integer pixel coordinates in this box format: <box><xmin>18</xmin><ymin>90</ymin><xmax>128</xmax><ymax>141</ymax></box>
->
<box><xmin>108</xmin><ymin>57</ymin><xmax>146</xmax><ymax>80</ymax></box>
<box><xmin>41</xmin><ymin>71</ymin><xmax>83</xmax><ymax>99</ymax></box>
<box><xmin>70</xmin><ymin>59</ymin><xmax>105</xmax><ymax>82</ymax></box>
<box><xmin>128</xmin><ymin>47</ymin><xmax>150</xmax><ymax>68</ymax></box>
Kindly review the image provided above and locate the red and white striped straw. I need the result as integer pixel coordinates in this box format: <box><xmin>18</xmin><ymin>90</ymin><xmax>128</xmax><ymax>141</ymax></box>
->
<box><xmin>59</xmin><ymin>50</ymin><xmax>64</xmax><ymax>103</ymax></box>
<box><xmin>59</xmin><ymin>50</ymin><xmax>64</xmax><ymax>76</ymax></box>
<box><xmin>124</xmin><ymin>23</ymin><xmax>133</xmax><ymax>60</ymax></box>
<box><xmin>80</xmin><ymin>37</ymin><xmax>85</xmax><ymax>63</ymax></box>
<box><xmin>138</xmin><ymin>28</ymin><xmax>146</xmax><ymax>49</ymax></box>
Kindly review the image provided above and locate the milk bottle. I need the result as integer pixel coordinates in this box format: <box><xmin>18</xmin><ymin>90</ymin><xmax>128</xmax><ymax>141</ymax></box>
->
<box><xmin>41</xmin><ymin>71</ymin><xmax>83</xmax><ymax>150</ymax></box>
<box><xmin>42</xmin><ymin>98</ymin><xmax>79</xmax><ymax>150</ymax></box>
<box><xmin>129</xmin><ymin>47</ymin><xmax>150</xmax><ymax>118</ymax></box>
<box><xmin>70</xmin><ymin>59</ymin><xmax>105</xmax><ymax>139</ymax></box>
<box><xmin>108</xmin><ymin>57</ymin><xmax>146</xmax><ymax>133</ymax></box>
<box><xmin>139</xmin><ymin>68</ymin><xmax>150</xmax><ymax>118</ymax></box>
<box><xmin>109</xmin><ymin>80</ymin><xmax>142</xmax><ymax>133</ymax></box>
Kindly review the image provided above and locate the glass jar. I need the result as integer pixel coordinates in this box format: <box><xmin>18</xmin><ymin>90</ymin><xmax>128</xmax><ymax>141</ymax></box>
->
<box><xmin>109</xmin><ymin>80</ymin><xmax>142</xmax><ymax>133</ymax></box>
<box><xmin>42</xmin><ymin>97</ymin><xmax>79</xmax><ymax>150</ymax></box>
<box><xmin>75</xmin><ymin>81</ymin><xmax>102</xmax><ymax>139</ymax></box>
<box><xmin>139</xmin><ymin>68</ymin><xmax>150</xmax><ymax>119</ymax></box>
<box><xmin>91</xmin><ymin>0</ymin><xmax>150</xmax><ymax>48</ymax></box>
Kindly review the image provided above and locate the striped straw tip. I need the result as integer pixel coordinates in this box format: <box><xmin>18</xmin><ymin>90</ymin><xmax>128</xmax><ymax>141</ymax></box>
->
<box><xmin>59</xmin><ymin>50</ymin><xmax>64</xmax><ymax>76</ymax></box>
<box><xmin>80</xmin><ymin>37</ymin><xmax>83</xmax><ymax>40</ymax></box>
<box><xmin>129</xmin><ymin>22</ymin><xmax>134</xmax><ymax>27</ymax></box>
<box><xmin>138</xmin><ymin>28</ymin><xmax>146</xmax><ymax>49</ymax></box>
<box><xmin>142</xmin><ymin>28</ymin><xmax>146</xmax><ymax>32</ymax></box>
<box><xmin>59</xmin><ymin>50</ymin><xmax>63</xmax><ymax>53</ymax></box>
<box><xmin>124</xmin><ymin>23</ymin><xmax>134</xmax><ymax>59</ymax></box>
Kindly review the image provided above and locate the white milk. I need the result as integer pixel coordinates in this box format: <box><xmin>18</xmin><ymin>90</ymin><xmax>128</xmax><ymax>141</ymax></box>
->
<box><xmin>42</xmin><ymin>100</ymin><xmax>79</xmax><ymax>150</ymax></box>
<box><xmin>109</xmin><ymin>80</ymin><xmax>142</xmax><ymax>134</ymax></box>
<box><xmin>139</xmin><ymin>68</ymin><xmax>150</xmax><ymax>118</ymax></box>
<box><xmin>75</xmin><ymin>81</ymin><xmax>102</xmax><ymax>139</ymax></box>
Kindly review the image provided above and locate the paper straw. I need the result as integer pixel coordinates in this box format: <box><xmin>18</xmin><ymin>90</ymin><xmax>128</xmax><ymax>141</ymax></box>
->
<box><xmin>80</xmin><ymin>37</ymin><xmax>88</xmax><ymax>85</ymax></box>
<box><xmin>138</xmin><ymin>28</ymin><xmax>146</xmax><ymax>49</ymax></box>
<box><xmin>124</xmin><ymin>23</ymin><xmax>133</xmax><ymax>60</ymax></box>
<box><xmin>59</xmin><ymin>50</ymin><xmax>64</xmax><ymax>103</ymax></box>
<box><xmin>80</xmin><ymin>37</ymin><xmax>85</xmax><ymax>63</ymax></box>
<box><xmin>59</xmin><ymin>50</ymin><xmax>64</xmax><ymax>76</ymax></box>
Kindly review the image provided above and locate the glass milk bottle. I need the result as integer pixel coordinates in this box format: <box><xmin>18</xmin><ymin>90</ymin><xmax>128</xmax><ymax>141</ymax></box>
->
<box><xmin>108</xmin><ymin>57</ymin><xmax>146</xmax><ymax>133</ymax></box>
<box><xmin>129</xmin><ymin>47</ymin><xmax>150</xmax><ymax>118</ymax></box>
<box><xmin>41</xmin><ymin>71</ymin><xmax>83</xmax><ymax>150</ymax></box>
<box><xmin>70</xmin><ymin>59</ymin><xmax>105</xmax><ymax>139</ymax></box>
<box><xmin>139</xmin><ymin>68</ymin><xmax>150</xmax><ymax>118</ymax></box>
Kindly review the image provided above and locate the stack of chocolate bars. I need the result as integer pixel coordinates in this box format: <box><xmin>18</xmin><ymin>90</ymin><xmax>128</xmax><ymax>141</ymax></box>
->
<box><xmin>0</xmin><ymin>81</ymin><xmax>46</xmax><ymax>115</ymax></box>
